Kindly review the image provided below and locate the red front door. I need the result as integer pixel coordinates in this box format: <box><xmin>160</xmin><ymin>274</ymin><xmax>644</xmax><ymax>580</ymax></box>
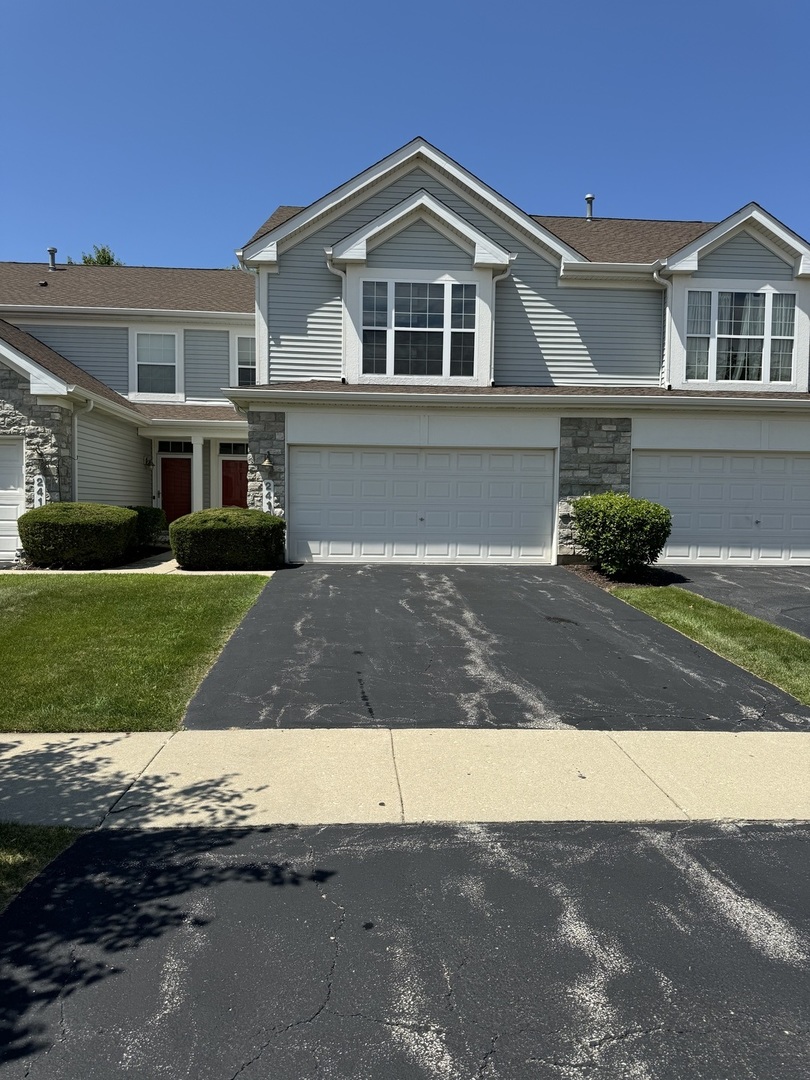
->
<box><xmin>160</xmin><ymin>457</ymin><xmax>192</xmax><ymax>523</ymax></box>
<box><xmin>221</xmin><ymin>459</ymin><xmax>248</xmax><ymax>508</ymax></box>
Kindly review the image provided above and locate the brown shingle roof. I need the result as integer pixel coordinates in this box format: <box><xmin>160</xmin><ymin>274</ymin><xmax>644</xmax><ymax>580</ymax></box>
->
<box><xmin>133</xmin><ymin>403</ymin><xmax>244</xmax><ymax>422</ymax></box>
<box><xmin>245</xmin><ymin>203</ymin><xmax>716</xmax><ymax>264</ymax></box>
<box><xmin>245</xmin><ymin>380</ymin><xmax>810</xmax><ymax>401</ymax></box>
<box><xmin>0</xmin><ymin>318</ymin><xmax>137</xmax><ymax>411</ymax></box>
<box><xmin>0</xmin><ymin>263</ymin><xmax>255</xmax><ymax>313</ymax></box>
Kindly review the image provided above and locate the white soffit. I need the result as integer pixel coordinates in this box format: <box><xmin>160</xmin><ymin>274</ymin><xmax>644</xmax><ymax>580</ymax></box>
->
<box><xmin>241</xmin><ymin>137</ymin><xmax>586</xmax><ymax>266</ymax></box>
<box><xmin>666</xmin><ymin>203</ymin><xmax>810</xmax><ymax>276</ymax></box>
<box><xmin>329</xmin><ymin>190</ymin><xmax>512</xmax><ymax>269</ymax></box>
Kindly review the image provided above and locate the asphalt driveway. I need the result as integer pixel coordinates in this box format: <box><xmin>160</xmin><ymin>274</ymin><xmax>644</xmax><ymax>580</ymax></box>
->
<box><xmin>675</xmin><ymin>566</ymin><xmax>810</xmax><ymax>638</ymax></box>
<box><xmin>2</xmin><ymin>824</ymin><xmax>808</xmax><ymax>1079</ymax></box>
<box><xmin>185</xmin><ymin>566</ymin><xmax>810</xmax><ymax>731</ymax></box>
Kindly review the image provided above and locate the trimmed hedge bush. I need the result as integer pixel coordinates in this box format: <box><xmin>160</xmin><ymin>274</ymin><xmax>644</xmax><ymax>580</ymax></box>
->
<box><xmin>169</xmin><ymin>507</ymin><xmax>285</xmax><ymax>570</ymax></box>
<box><xmin>18</xmin><ymin>502</ymin><xmax>138</xmax><ymax>569</ymax></box>
<box><xmin>126</xmin><ymin>505</ymin><xmax>168</xmax><ymax>550</ymax></box>
<box><xmin>571</xmin><ymin>492</ymin><xmax>672</xmax><ymax>579</ymax></box>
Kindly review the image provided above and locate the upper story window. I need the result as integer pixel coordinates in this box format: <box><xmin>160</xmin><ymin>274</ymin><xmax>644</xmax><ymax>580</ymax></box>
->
<box><xmin>237</xmin><ymin>336</ymin><xmax>257</xmax><ymax>386</ymax></box>
<box><xmin>361</xmin><ymin>280</ymin><xmax>476</xmax><ymax>378</ymax></box>
<box><xmin>686</xmin><ymin>289</ymin><xmax>795</xmax><ymax>382</ymax></box>
<box><xmin>137</xmin><ymin>333</ymin><xmax>176</xmax><ymax>394</ymax></box>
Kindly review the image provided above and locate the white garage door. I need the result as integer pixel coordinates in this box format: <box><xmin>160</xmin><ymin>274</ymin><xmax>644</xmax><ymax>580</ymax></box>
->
<box><xmin>632</xmin><ymin>451</ymin><xmax>810</xmax><ymax>563</ymax></box>
<box><xmin>0</xmin><ymin>440</ymin><xmax>25</xmax><ymax>564</ymax></box>
<box><xmin>289</xmin><ymin>446</ymin><xmax>556</xmax><ymax>563</ymax></box>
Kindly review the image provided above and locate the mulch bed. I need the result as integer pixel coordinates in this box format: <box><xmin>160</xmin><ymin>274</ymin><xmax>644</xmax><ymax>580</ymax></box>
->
<box><xmin>563</xmin><ymin>562</ymin><xmax>687</xmax><ymax>591</ymax></box>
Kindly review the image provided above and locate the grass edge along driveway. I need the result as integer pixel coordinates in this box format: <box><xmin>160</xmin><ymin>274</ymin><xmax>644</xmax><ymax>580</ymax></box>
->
<box><xmin>614</xmin><ymin>585</ymin><xmax>810</xmax><ymax>706</ymax></box>
<box><xmin>0</xmin><ymin>822</ymin><xmax>80</xmax><ymax>913</ymax></box>
<box><xmin>0</xmin><ymin>575</ymin><xmax>266</xmax><ymax>733</ymax></box>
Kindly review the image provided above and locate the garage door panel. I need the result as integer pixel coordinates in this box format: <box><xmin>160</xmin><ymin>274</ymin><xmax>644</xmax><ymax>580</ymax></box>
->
<box><xmin>633</xmin><ymin>450</ymin><xmax>810</xmax><ymax>564</ymax></box>
<box><xmin>290</xmin><ymin>445</ymin><xmax>554</xmax><ymax>564</ymax></box>
<box><xmin>0</xmin><ymin>441</ymin><xmax>24</xmax><ymax>563</ymax></box>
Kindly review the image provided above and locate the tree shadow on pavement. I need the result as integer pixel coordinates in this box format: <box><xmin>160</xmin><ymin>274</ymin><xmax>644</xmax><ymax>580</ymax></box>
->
<box><xmin>0</xmin><ymin>825</ymin><xmax>336</xmax><ymax>1066</ymax></box>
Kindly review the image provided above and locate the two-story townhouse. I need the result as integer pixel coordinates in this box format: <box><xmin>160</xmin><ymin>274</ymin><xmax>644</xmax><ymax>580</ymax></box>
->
<box><xmin>230</xmin><ymin>138</ymin><xmax>810</xmax><ymax>567</ymax></box>
<box><xmin>3</xmin><ymin>137</ymin><xmax>810</xmax><ymax>568</ymax></box>
<box><xmin>0</xmin><ymin>263</ymin><xmax>255</xmax><ymax>562</ymax></box>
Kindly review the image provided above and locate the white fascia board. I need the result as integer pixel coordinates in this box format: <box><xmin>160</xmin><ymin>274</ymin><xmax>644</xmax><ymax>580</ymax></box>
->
<box><xmin>139</xmin><ymin>421</ymin><xmax>248</xmax><ymax>438</ymax></box>
<box><xmin>241</xmin><ymin>137</ymin><xmax>586</xmax><ymax>266</ymax></box>
<box><xmin>65</xmin><ymin>387</ymin><xmax>144</xmax><ymax>425</ymax></box>
<box><xmin>225</xmin><ymin>387</ymin><xmax>810</xmax><ymax>412</ymax></box>
<box><xmin>559</xmin><ymin>260</ymin><xmax>663</xmax><ymax>288</ymax></box>
<box><xmin>0</xmin><ymin>305</ymin><xmax>252</xmax><ymax>322</ymax></box>
<box><xmin>666</xmin><ymin>203</ymin><xmax>810</xmax><ymax>272</ymax></box>
<box><xmin>0</xmin><ymin>337</ymin><xmax>68</xmax><ymax>394</ymax></box>
<box><xmin>329</xmin><ymin>190</ymin><xmax>511</xmax><ymax>269</ymax></box>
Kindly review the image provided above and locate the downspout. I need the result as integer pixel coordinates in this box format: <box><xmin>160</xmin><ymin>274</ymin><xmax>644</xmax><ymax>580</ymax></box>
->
<box><xmin>325</xmin><ymin>250</ymin><xmax>348</xmax><ymax>383</ymax></box>
<box><xmin>652</xmin><ymin>260</ymin><xmax>672</xmax><ymax>389</ymax></box>
<box><xmin>71</xmin><ymin>399</ymin><xmax>94</xmax><ymax>500</ymax></box>
<box><xmin>489</xmin><ymin>256</ymin><xmax>515</xmax><ymax>385</ymax></box>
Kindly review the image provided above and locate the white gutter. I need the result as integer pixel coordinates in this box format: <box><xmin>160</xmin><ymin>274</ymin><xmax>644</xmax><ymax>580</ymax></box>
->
<box><xmin>71</xmin><ymin>399</ymin><xmax>94</xmax><ymax>500</ymax></box>
<box><xmin>226</xmin><ymin>387</ymin><xmax>810</xmax><ymax>412</ymax></box>
<box><xmin>652</xmin><ymin>260</ymin><xmax>673</xmax><ymax>388</ymax></box>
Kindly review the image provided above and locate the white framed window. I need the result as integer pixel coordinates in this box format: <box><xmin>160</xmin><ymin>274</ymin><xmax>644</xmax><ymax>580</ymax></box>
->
<box><xmin>128</xmin><ymin>328</ymin><xmax>183</xmax><ymax>400</ymax></box>
<box><xmin>236</xmin><ymin>337</ymin><xmax>257</xmax><ymax>386</ymax></box>
<box><xmin>685</xmin><ymin>288</ymin><xmax>796</xmax><ymax>383</ymax></box>
<box><xmin>360</xmin><ymin>279</ymin><xmax>477</xmax><ymax>378</ymax></box>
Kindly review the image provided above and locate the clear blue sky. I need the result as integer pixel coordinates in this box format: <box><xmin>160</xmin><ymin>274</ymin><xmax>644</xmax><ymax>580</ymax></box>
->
<box><xmin>5</xmin><ymin>0</ymin><xmax>809</xmax><ymax>267</ymax></box>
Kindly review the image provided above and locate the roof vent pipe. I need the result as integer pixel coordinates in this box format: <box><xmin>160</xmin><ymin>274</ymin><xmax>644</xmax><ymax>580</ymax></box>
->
<box><xmin>585</xmin><ymin>194</ymin><xmax>595</xmax><ymax>221</ymax></box>
<box><xmin>47</xmin><ymin>247</ymin><xmax>57</xmax><ymax>270</ymax></box>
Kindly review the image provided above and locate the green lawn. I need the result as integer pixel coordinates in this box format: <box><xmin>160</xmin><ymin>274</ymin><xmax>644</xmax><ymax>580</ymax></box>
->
<box><xmin>0</xmin><ymin>575</ymin><xmax>266</xmax><ymax>732</ymax></box>
<box><xmin>614</xmin><ymin>585</ymin><xmax>810</xmax><ymax>705</ymax></box>
<box><xmin>0</xmin><ymin>822</ymin><xmax>79</xmax><ymax>912</ymax></box>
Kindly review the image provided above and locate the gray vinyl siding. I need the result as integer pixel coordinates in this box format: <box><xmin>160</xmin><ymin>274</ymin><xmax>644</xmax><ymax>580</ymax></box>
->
<box><xmin>19</xmin><ymin>324</ymin><xmax>129</xmax><ymax>393</ymax></box>
<box><xmin>184</xmin><ymin>330</ymin><xmax>230</xmax><ymax>398</ymax></box>
<box><xmin>693</xmin><ymin>232</ymin><xmax>795</xmax><ymax>280</ymax></box>
<box><xmin>76</xmin><ymin>410</ymin><xmax>152</xmax><ymax>505</ymax></box>
<box><xmin>366</xmin><ymin>220</ymin><xmax>472</xmax><ymax>271</ymax></box>
<box><xmin>269</xmin><ymin>166</ymin><xmax>663</xmax><ymax>385</ymax></box>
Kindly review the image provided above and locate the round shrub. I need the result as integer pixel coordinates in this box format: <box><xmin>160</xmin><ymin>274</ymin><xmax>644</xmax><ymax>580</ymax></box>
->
<box><xmin>169</xmin><ymin>507</ymin><xmax>286</xmax><ymax>570</ymax></box>
<box><xmin>126</xmin><ymin>505</ymin><xmax>168</xmax><ymax>550</ymax></box>
<box><xmin>18</xmin><ymin>502</ymin><xmax>138</xmax><ymax>569</ymax></box>
<box><xmin>571</xmin><ymin>492</ymin><xmax>672</xmax><ymax>579</ymax></box>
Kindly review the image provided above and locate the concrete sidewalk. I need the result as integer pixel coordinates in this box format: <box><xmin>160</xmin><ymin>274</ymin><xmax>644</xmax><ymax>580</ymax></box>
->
<box><xmin>1</xmin><ymin>729</ymin><xmax>808</xmax><ymax>828</ymax></box>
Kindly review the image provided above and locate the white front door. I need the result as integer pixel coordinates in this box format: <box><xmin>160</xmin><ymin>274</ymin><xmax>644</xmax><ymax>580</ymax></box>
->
<box><xmin>288</xmin><ymin>445</ymin><xmax>556</xmax><ymax>563</ymax></box>
<box><xmin>632</xmin><ymin>450</ymin><xmax>810</xmax><ymax>563</ymax></box>
<box><xmin>0</xmin><ymin>440</ymin><xmax>25</xmax><ymax>564</ymax></box>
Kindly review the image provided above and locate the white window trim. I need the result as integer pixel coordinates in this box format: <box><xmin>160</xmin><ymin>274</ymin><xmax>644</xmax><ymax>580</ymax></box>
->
<box><xmin>128</xmin><ymin>326</ymin><xmax>185</xmax><ymax>401</ymax></box>
<box><xmin>669</xmin><ymin>276</ymin><xmax>810</xmax><ymax>393</ymax></box>
<box><xmin>344</xmin><ymin>266</ymin><xmax>494</xmax><ymax>386</ymax></box>
<box><xmin>228</xmin><ymin>329</ymin><xmax>258</xmax><ymax>387</ymax></box>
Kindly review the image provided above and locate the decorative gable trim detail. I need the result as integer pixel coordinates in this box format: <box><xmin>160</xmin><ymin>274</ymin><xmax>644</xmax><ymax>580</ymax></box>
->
<box><xmin>328</xmin><ymin>190</ymin><xmax>513</xmax><ymax>270</ymax></box>
<box><xmin>665</xmin><ymin>203</ymin><xmax>810</xmax><ymax>277</ymax></box>
<box><xmin>0</xmin><ymin>337</ymin><xmax>68</xmax><ymax>396</ymax></box>
<box><xmin>239</xmin><ymin>137</ymin><xmax>586</xmax><ymax>266</ymax></box>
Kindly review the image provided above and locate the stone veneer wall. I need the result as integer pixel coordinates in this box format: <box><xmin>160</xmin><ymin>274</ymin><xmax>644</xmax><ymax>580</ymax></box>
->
<box><xmin>557</xmin><ymin>417</ymin><xmax>632</xmax><ymax>555</ymax></box>
<box><xmin>246</xmin><ymin>409</ymin><xmax>286</xmax><ymax>514</ymax></box>
<box><xmin>0</xmin><ymin>365</ymin><xmax>73</xmax><ymax>507</ymax></box>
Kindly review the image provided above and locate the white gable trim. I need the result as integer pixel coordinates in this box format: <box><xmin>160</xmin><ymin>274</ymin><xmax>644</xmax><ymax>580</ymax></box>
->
<box><xmin>0</xmin><ymin>337</ymin><xmax>68</xmax><ymax>395</ymax></box>
<box><xmin>666</xmin><ymin>204</ymin><xmax>810</xmax><ymax>276</ymax></box>
<box><xmin>329</xmin><ymin>190</ymin><xmax>512</xmax><ymax>269</ymax></box>
<box><xmin>240</xmin><ymin>138</ymin><xmax>585</xmax><ymax>266</ymax></box>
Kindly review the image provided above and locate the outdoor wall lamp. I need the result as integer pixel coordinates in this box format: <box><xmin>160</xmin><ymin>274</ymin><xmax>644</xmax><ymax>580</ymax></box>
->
<box><xmin>260</xmin><ymin>455</ymin><xmax>274</xmax><ymax>472</ymax></box>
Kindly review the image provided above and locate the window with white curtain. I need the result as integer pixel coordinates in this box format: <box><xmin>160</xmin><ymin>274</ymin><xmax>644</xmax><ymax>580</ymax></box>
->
<box><xmin>137</xmin><ymin>333</ymin><xmax>176</xmax><ymax>394</ymax></box>
<box><xmin>686</xmin><ymin>290</ymin><xmax>795</xmax><ymax>382</ymax></box>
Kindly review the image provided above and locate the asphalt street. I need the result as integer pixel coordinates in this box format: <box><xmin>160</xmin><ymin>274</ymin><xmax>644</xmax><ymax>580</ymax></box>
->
<box><xmin>675</xmin><ymin>566</ymin><xmax>810</xmax><ymax>639</ymax></box>
<box><xmin>184</xmin><ymin>565</ymin><xmax>810</xmax><ymax>731</ymax></box>
<box><xmin>1</xmin><ymin>823</ymin><xmax>808</xmax><ymax>1079</ymax></box>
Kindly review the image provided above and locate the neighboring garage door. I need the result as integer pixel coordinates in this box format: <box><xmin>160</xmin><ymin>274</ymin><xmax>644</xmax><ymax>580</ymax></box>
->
<box><xmin>633</xmin><ymin>451</ymin><xmax>810</xmax><ymax>563</ymax></box>
<box><xmin>289</xmin><ymin>446</ymin><xmax>555</xmax><ymax>563</ymax></box>
<box><xmin>0</xmin><ymin>440</ymin><xmax>25</xmax><ymax>564</ymax></box>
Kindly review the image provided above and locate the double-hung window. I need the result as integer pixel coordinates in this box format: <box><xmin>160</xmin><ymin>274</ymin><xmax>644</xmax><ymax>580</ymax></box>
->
<box><xmin>361</xmin><ymin>280</ymin><xmax>477</xmax><ymax>378</ymax></box>
<box><xmin>137</xmin><ymin>333</ymin><xmax>176</xmax><ymax>394</ymax></box>
<box><xmin>236</xmin><ymin>336</ymin><xmax>257</xmax><ymax>386</ymax></box>
<box><xmin>686</xmin><ymin>289</ymin><xmax>796</xmax><ymax>383</ymax></box>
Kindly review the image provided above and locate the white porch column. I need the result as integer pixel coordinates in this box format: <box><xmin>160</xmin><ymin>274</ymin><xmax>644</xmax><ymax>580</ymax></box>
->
<box><xmin>191</xmin><ymin>436</ymin><xmax>204</xmax><ymax>511</ymax></box>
